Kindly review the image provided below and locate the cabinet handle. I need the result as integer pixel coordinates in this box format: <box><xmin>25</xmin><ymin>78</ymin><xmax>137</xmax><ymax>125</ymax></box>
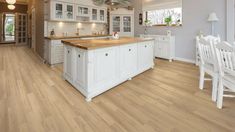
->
<box><xmin>129</xmin><ymin>49</ymin><xmax>131</xmax><ymax>51</ymax></box>
<box><xmin>105</xmin><ymin>53</ymin><xmax>108</xmax><ymax>56</ymax></box>
<box><xmin>68</xmin><ymin>50</ymin><xmax>70</xmax><ymax>54</ymax></box>
<box><xmin>145</xmin><ymin>45</ymin><xmax>147</xmax><ymax>48</ymax></box>
<box><xmin>78</xmin><ymin>54</ymin><xmax>80</xmax><ymax>58</ymax></box>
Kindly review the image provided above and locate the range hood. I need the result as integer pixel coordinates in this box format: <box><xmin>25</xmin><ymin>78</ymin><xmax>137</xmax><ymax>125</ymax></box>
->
<box><xmin>93</xmin><ymin>0</ymin><xmax>131</xmax><ymax>8</ymax></box>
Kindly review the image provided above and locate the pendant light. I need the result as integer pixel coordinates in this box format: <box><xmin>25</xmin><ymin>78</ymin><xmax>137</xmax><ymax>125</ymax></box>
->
<box><xmin>6</xmin><ymin>0</ymin><xmax>16</xmax><ymax>5</ymax></box>
<box><xmin>8</xmin><ymin>4</ymin><xmax>16</xmax><ymax>10</ymax></box>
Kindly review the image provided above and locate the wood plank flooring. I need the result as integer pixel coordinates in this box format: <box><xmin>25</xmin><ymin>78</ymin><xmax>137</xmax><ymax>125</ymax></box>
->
<box><xmin>0</xmin><ymin>46</ymin><xmax>235</xmax><ymax>132</ymax></box>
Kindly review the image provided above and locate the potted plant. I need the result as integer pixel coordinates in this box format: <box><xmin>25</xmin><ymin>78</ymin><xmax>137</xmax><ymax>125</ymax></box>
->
<box><xmin>164</xmin><ymin>16</ymin><xmax>172</xmax><ymax>26</ymax></box>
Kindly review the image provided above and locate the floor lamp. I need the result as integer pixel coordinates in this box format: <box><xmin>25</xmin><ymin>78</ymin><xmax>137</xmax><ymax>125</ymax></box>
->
<box><xmin>208</xmin><ymin>13</ymin><xmax>219</xmax><ymax>36</ymax></box>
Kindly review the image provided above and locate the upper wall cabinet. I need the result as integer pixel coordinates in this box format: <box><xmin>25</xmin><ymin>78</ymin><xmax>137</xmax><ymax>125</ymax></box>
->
<box><xmin>91</xmin><ymin>8</ymin><xmax>107</xmax><ymax>23</ymax></box>
<box><xmin>47</xmin><ymin>0</ymin><xmax>107</xmax><ymax>23</ymax></box>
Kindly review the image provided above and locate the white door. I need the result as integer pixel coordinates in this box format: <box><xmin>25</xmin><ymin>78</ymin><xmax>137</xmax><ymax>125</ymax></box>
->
<box><xmin>53</xmin><ymin>2</ymin><xmax>64</xmax><ymax>20</ymax></box>
<box><xmin>91</xmin><ymin>8</ymin><xmax>98</xmax><ymax>22</ymax></box>
<box><xmin>138</xmin><ymin>42</ymin><xmax>154</xmax><ymax>71</ymax></box>
<box><xmin>16</xmin><ymin>13</ymin><xmax>27</xmax><ymax>45</ymax></box>
<box><xmin>122</xmin><ymin>15</ymin><xmax>133</xmax><ymax>36</ymax></box>
<box><xmin>93</xmin><ymin>48</ymin><xmax>117</xmax><ymax>89</ymax></box>
<box><xmin>65</xmin><ymin>3</ymin><xmax>74</xmax><ymax>20</ymax></box>
<box><xmin>65</xmin><ymin>46</ymin><xmax>73</xmax><ymax>80</ymax></box>
<box><xmin>75</xmin><ymin>50</ymin><xmax>85</xmax><ymax>88</ymax></box>
<box><xmin>110</xmin><ymin>15</ymin><xmax>121</xmax><ymax>34</ymax></box>
<box><xmin>99</xmin><ymin>9</ymin><xmax>105</xmax><ymax>22</ymax></box>
<box><xmin>120</xmin><ymin>44</ymin><xmax>138</xmax><ymax>79</ymax></box>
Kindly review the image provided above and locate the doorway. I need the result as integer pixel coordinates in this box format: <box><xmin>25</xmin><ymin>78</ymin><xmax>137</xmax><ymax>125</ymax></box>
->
<box><xmin>0</xmin><ymin>13</ymin><xmax>16</xmax><ymax>44</ymax></box>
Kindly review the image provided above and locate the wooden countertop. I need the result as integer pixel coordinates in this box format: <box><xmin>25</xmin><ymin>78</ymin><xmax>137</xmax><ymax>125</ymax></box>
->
<box><xmin>45</xmin><ymin>34</ymin><xmax>111</xmax><ymax>40</ymax></box>
<box><xmin>62</xmin><ymin>37</ymin><xmax>154</xmax><ymax>50</ymax></box>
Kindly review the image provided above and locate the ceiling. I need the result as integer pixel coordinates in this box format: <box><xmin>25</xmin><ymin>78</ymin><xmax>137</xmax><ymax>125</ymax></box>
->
<box><xmin>0</xmin><ymin>0</ymin><xmax>28</xmax><ymax>4</ymax></box>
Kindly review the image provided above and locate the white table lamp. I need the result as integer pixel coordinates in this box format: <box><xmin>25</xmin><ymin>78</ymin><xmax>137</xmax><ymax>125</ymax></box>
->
<box><xmin>208</xmin><ymin>12</ymin><xmax>219</xmax><ymax>35</ymax></box>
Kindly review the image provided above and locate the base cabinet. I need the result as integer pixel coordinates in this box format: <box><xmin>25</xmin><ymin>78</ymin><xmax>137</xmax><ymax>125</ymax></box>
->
<box><xmin>63</xmin><ymin>40</ymin><xmax>154</xmax><ymax>101</ymax></box>
<box><xmin>138</xmin><ymin>41</ymin><xmax>154</xmax><ymax>72</ymax></box>
<box><xmin>64</xmin><ymin>46</ymin><xmax>74</xmax><ymax>84</ymax></box>
<box><xmin>140</xmin><ymin>34</ymin><xmax>175</xmax><ymax>62</ymax></box>
<box><xmin>120</xmin><ymin>44</ymin><xmax>138</xmax><ymax>80</ymax></box>
<box><xmin>93</xmin><ymin>47</ymin><xmax>117</xmax><ymax>90</ymax></box>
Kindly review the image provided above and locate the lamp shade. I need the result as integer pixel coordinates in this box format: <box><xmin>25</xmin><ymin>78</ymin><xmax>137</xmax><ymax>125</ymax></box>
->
<box><xmin>8</xmin><ymin>5</ymin><xmax>15</xmax><ymax>10</ymax></box>
<box><xmin>208</xmin><ymin>13</ymin><xmax>219</xmax><ymax>22</ymax></box>
<box><xmin>6</xmin><ymin>0</ymin><xmax>16</xmax><ymax>4</ymax></box>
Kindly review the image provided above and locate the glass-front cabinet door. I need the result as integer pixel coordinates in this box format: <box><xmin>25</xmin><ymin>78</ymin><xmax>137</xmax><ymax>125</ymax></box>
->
<box><xmin>123</xmin><ymin>16</ymin><xmax>131</xmax><ymax>32</ymax></box>
<box><xmin>55</xmin><ymin>2</ymin><xmax>63</xmax><ymax>19</ymax></box>
<box><xmin>65</xmin><ymin>4</ymin><xmax>74</xmax><ymax>20</ymax></box>
<box><xmin>92</xmin><ymin>8</ymin><xmax>98</xmax><ymax>21</ymax></box>
<box><xmin>78</xmin><ymin>6</ymin><xmax>89</xmax><ymax>16</ymax></box>
<box><xmin>112</xmin><ymin>16</ymin><xmax>121</xmax><ymax>32</ymax></box>
<box><xmin>99</xmin><ymin>9</ymin><xmax>105</xmax><ymax>22</ymax></box>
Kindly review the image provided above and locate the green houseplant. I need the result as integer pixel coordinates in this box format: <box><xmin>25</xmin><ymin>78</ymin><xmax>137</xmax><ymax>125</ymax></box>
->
<box><xmin>164</xmin><ymin>16</ymin><xmax>172</xmax><ymax>26</ymax></box>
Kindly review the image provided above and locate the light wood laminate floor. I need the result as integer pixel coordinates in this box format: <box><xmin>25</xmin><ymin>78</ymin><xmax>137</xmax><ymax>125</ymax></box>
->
<box><xmin>0</xmin><ymin>46</ymin><xmax>235</xmax><ymax>132</ymax></box>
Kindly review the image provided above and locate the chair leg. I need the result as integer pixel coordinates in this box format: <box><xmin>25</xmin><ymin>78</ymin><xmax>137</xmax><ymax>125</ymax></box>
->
<box><xmin>212</xmin><ymin>75</ymin><xmax>218</xmax><ymax>102</ymax></box>
<box><xmin>199</xmin><ymin>67</ymin><xmax>205</xmax><ymax>90</ymax></box>
<box><xmin>217</xmin><ymin>80</ymin><xmax>224</xmax><ymax>109</ymax></box>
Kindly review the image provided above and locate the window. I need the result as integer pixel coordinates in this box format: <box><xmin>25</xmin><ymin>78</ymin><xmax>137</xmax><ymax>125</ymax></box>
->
<box><xmin>145</xmin><ymin>7</ymin><xmax>182</xmax><ymax>26</ymax></box>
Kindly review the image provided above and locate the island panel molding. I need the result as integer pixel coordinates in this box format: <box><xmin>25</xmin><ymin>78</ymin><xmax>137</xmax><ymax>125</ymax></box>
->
<box><xmin>62</xmin><ymin>37</ymin><xmax>155</xmax><ymax>101</ymax></box>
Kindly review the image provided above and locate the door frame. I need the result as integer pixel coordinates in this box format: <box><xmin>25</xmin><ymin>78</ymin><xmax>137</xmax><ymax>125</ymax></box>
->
<box><xmin>31</xmin><ymin>7</ymin><xmax>36</xmax><ymax>51</ymax></box>
<box><xmin>0</xmin><ymin>12</ymin><xmax>16</xmax><ymax>44</ymax></box>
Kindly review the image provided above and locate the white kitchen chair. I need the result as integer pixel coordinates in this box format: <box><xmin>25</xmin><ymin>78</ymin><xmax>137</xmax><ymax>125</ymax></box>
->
<box><xmin>214</xmin><ymin>41</ymin><xmax>235</xmax><ymax>109</ymax></box>
<box><xmin>198</xmin><ymin>38</ymin><xmax>219</xmax><ymax>102</ymax></box>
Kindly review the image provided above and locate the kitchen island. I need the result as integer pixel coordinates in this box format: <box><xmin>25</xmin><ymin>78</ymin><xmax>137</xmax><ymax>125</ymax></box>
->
<box><xmin>62</xmin><ymin>37</ymin><xmax>155</xmax><ymax>101</ymax></box>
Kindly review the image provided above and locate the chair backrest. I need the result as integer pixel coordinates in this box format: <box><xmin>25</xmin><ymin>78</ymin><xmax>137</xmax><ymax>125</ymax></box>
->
<box><xmin>203</xmin><ymin>35</ymin><xmax>221</xmax><ymax>45</ymax></box>
<box><xmin>215</xmin><ymin>41</ymin><xmax>235</xmax><ymax>76</ymax></box>
<box><xmin>198</xmin><ymin>38</ymin><xmax>216</xmax><ymax>65</ymax></box>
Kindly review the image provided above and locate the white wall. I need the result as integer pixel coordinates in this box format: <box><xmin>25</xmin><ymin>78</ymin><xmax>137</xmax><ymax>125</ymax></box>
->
<box><xmin>132</xmin><ymin>0</ymin><xmax>226</xmax><ymax>63</ymax></box>
<box><xmin>45</xmin><ymin>21</ymin><xmax>107</xmax><ymax>36</ymax></box>
<box><xmin>226</xmin><ymin>0</ymin><xmax>235</xmax><ymax>44</ymax></box>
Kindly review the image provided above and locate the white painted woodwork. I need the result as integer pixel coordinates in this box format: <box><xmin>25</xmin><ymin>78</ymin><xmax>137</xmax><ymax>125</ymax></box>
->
<box><xmin>47</xmin><ymin>0</ymin><xmax>107</xmax><ymax>23</ymax></box>
<box><xmin>110</xmin><ymin>8</ymin><xmax>134</xmax><ymax>37</ymax></box>
<box><xmin>197</xmin><ymin>37</ymin><xmax>219</xmax><ymax>102</ymax></box>
<box><xmin>63</xmin><ymin>40</ymin><xmax>155</xmax><ymax>101</ymax></box>
<box><xmin>44</xmin><ymin>39</ymin><xmax>64</xmax><ymax>65</ymax></box>
<box><xmin>140</xmin><ymin>34</ymin><xmax>175</xmax><ymax>62</ymax></box>
<box><xmin>44</xmin><ymin>36</ymin><xmax>110</xmax><ymax>65</ymax></box>
<box><xmin>226</xmin><ymin>0</ymin><xmax>235</xmax><ymax>44</ymax></box>
<box><xmin>215</xmin><ymin>41</ymin><xmax>235</xmax><ymax>109</ymax></box>
<box><xmin>196</xmin><ymin>35</ymin><xmax>221</xmax><ymax>66</ymax></box>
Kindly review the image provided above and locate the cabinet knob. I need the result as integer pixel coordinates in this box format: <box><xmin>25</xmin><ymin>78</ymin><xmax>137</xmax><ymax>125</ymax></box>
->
<box><xmin>105</xmin><ymin>53</ymin><xmax>108</xmax><ymax>56</ymax></box>
<box><xmin>78</xmin><ymin>54</ymin><xmax>80</xmax><ymax>58</ymax></box>
<box><xmin>145</xmin><ymin>45</ymin><xmax>147</xmax><ymax>48</ymax></box>
<box><xmin>129</xmin><ymin>49</ymin><xmax>131</xmax><ymax>51</ymax></box>
<box><xmin>68</xmin><ymin>50</ymin><xmax>70</xmax><ymax>53</ymax></box>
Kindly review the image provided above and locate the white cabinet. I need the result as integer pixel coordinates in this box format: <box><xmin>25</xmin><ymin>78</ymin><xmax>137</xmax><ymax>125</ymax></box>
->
<box><xmin>44</xmin><ymin>39</ymin><xmax>64</xmax><ymax>65</ymax></box>
<box><xmin>93</xmin><ymin>47</ymin><xmax>117</xmax><ymax>90</ymax></box>
<box><xmin>140</xmin><ymin>34</ymin><xmax>175</xmax><ymax>62</ymax></box>
<box><xmin>53</xmin><ymin>1</ymin><xmax>64</xmax><ymax>20</ymax></box>
<box><xmin>50</xmin><ymin>1</ymin><xmax>75</xmax><ymax>21</ymax></box>
<box><xmin>63</xmin><ymin>39</ymin><xmax>154</xmax><ymax>101</ymax></box>
<box><xmin>120</xmin><ymin>44</ymin><xmax>138</xmax><ymax>79</ymax></box>
<box><xmin>64</xmin><ymin>46</ymin><xmax>74</xmax><ymax>83</ymax></box>
<box><xmin>64</xmin><ymin>3</ymin><xmax>75</xmax><ymax>21</ymax></box>
<box><xmin>138</xmin><ymin>41</ymin><xmax>154</xmax><ymax>72</ymax></box>
<box><xmin>110</xmin><ymin>8</ymin><xmax>134</xmax><ymax>37</ymax></box>
<box><xmin>74</xmin><ymin>49</ymin><xmax>86</xmax><ymax>89</ymax></box>
<box><xmin>47</xmin><ymin>0</ymin><xmax>107</xmax><ymax>23</ymax></box>
<box><xmin>91</xmin><ymin>8</ymin><xmax>107</xmax><ymax>23</ymax></box>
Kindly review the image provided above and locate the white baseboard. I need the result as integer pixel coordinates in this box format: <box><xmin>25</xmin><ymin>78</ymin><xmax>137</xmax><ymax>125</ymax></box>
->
<box><xmin>174</xmin><ymin>57</ymin><xmax>196</xmax><ymax>64</ymax></box>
